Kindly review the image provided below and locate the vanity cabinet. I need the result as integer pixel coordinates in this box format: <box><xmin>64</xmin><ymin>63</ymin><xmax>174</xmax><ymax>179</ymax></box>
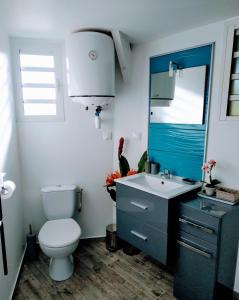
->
<box><xmin>116</xmin><ymin>183</ymin><xmax>196</xmax><ymax>266</ymax></box>
<box><xmin>116</xmin><ymin>183</ymin><xmax>168</xmax><ymax>264</ymax></box>
<box><xmin>174</xmin><ymin>196</ymin><xmax>239</xmax><ymax>300</ymax></box>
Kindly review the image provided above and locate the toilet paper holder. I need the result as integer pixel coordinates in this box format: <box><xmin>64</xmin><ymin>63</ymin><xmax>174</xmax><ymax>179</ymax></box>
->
<box><xmin>76</xmin><ymin>187</ymin><xmax>83</xmax><ymax>212</ymax></box>
<box><xmin>0</xmin><ymin>180</ymin><xmax>16</xmax><ymax>200</ymax></box>
<box><xmin>0</xmin><ymin>173</ymin><xmax>8</xmax><ymax>275</ymax></box>
<box><xmin>1</xmin><ymin>186</ymin><xmax>9</xmax><ymax>196</ymax></box>
<box><xmin>0</xmin><ymin>173</ymin><xmax>6</xmax><ymax>194</ymax></box>
<box><xmin>0</xmin><ymin>173</ymin><xmax>12</xmax><ymax>196</ymax></box>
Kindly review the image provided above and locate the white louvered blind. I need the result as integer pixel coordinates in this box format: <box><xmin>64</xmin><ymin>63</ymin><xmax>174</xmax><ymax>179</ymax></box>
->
<box><xmin>19</xmin><ymin>53</ymin><xmax>57</xmax><ymax>116</ymax></box>
<box><xmin>11</xmin><ymin>38</ymin><xmax>65</xmax><ymax>121</ymax></box>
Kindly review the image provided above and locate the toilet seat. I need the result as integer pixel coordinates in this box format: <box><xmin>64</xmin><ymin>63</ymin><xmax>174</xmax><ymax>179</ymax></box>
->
<box><xmin>39</xmin><ymin>218</ymin><xmax>81</xmax><ymax>248</ymax></box>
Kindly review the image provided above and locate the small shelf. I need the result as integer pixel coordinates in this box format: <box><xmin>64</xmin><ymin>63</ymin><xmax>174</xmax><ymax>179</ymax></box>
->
<box><xmin>233</xmin><ymin>51</ymin><xmax>239</xmax><ymax>58</ymax></box>
<box><xmin>231</xmin><ymin>73</ymin><xmax>239</xmax><ymax>80</ymax></box>
<box><xmin>229</xmin><ymin>95</ymin><xmax>239</xmax><ymax>101</ymax></box>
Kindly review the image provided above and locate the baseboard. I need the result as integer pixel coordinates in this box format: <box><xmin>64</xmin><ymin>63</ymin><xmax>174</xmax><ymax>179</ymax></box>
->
<box><xmin>10</xmin><ymin>244</ymin><xmax>27</xmax><ymax>300</ymax></box>
<box><xmin>80</xmin><ymin>235</ymin><xmax>105</xmax><ymax>240</ymax></box>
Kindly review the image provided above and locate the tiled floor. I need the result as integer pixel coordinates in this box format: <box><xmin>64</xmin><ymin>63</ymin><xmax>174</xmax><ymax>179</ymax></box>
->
<box><xmin>14</xmin><ymin>239</ymin><xmax>175</xmax><ymax>300</ymax></box>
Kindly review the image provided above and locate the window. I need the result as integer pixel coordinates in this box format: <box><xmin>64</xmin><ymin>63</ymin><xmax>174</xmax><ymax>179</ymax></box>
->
<box><xmin>11</xmin><ymin>38</ymin><xmax>65</xmax><ymax>121</ymax></box>
<box><xmin>227</xmin><ymin>28</ymin><xmax>239</xmax><ymax>116</ymax></box>
<box><xmin>220</xmin><ymin>20</ymin><xmax>239</xmax><ymax>121</ymax></box>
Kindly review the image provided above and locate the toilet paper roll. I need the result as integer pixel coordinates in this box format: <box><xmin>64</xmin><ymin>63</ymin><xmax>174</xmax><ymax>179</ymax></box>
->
<box><xmin>1</xmin><ymin>180</ymin><xmax>16</xmax><ymax>200</ymax></box>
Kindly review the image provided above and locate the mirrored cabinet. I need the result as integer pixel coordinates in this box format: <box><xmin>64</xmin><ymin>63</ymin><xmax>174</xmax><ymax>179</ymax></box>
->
<box><xmin>221</xmin><ymin>20</ymin><xmax>239</xmax><ymax>120</ymax></box>
<box><xmin>150</xmin><ymin>66</ymin><xmax>206</xmax><ymax>125</ymax></box>
<box><xmin>150</xmin><ymin>72</ymin><xmax>175</xmax><ymax>100</ymax></box>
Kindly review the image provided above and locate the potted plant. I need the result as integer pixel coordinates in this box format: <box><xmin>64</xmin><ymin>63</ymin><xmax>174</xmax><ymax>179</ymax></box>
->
<box><xmin>202</xmin><ymin>159</ymin><xmax>220</xmax><ymax>196</ymax></box>
<box><xmin>105</xmin><ymin>137</ymin><xmax>147</xmax><ymax>201</ymax></box>
<box><xmin>105</xmin><ymin>137</ymin><xmax>147</xmax><ymax>255</ymax></box>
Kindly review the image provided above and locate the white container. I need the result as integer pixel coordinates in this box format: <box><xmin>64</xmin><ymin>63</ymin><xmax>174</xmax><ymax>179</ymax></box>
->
<box><xmin>66</xmin><ymin>31</ymin><xmax>115</xmax><ymax>107</ymax></box>
<box><xmin>41</xmin><ymin>185</ymin><xmax>77</xmax><ymax>220</ymax></box>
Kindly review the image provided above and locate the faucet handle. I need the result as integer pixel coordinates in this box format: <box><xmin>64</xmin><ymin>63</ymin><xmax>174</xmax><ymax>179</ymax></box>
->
<box><xmin>164</xmin><ymin>169</ymin><xmax>170</xmax><ymax>175</ymax></box>
<box><xmin>163</xmin><ymin>169</ymin><xmax>171</xmax><ymax>179</ymax></box>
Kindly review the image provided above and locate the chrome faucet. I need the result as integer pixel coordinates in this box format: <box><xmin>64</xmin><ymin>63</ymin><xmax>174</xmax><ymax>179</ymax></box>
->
<box><xmin>161</xmin><ymin>169</ymin><xmax>171</xmax><ymax>179</ymax></box>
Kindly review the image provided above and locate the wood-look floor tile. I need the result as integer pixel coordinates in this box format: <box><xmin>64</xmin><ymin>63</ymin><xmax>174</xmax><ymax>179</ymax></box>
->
<box><xmin>14</xmin><ymin>239</ymin><xmax>176</xmax><ymax>300</ymax></box>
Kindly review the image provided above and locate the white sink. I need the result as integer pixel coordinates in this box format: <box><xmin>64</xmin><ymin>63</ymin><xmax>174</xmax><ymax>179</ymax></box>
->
<box><xmin>115</xmin><ymin>173</ymin><xmax>201</xmax><ymax>199</ymax></box>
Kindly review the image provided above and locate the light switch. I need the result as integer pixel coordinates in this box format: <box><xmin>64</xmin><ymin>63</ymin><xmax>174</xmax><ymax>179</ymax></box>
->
<box><xmin>102</xmin><ymin>130</ymin><xmax>112</xmax><ymax>141</ymax></box>
<box><xmin>132</xmin><ymin>132</ymin><xmax>142</xmax><ymax>140</ymax></box>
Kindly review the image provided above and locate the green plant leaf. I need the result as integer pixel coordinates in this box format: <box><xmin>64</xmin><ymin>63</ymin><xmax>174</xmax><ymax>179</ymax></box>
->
<box><xmin>119</xmin><ymin>155</ymin><xmax>130</xmax><ymax>176</ymax></box>
<box><xmin>211</xmin><ymin>179</ymin><xmax>220</xmax><ymax>186</ymax></box>
<box><xmin>137</xmin><ymin>150</ymin><xmax>147</xmax><ymax>173</ymax></box>
<box><xmin>106</xmin><ymin>186</ymin><xmax>116</xmax><ymax>202</ymax></box>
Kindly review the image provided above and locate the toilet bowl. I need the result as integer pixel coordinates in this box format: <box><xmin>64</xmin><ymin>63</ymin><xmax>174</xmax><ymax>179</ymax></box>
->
<box><xmin>39</xmin><ymin>218</ymin><xmax>81</xmax><ymax>281</ymax></box>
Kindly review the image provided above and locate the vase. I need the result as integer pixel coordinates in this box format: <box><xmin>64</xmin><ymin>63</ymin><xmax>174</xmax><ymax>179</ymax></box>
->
<box><xmin>205</xmin><ymin>186</ymin><xmax>216</xmax><ymax>196</ymax></box>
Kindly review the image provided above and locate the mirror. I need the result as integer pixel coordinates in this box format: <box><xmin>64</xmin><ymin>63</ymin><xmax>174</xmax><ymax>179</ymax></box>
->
<box><xmin>150</xmin><ymin>65</ymin><xmax>206</xmax><ymax>125</ymax></box>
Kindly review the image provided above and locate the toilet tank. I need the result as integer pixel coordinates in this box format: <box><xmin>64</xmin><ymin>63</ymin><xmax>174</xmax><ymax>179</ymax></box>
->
<box><xmin>41</xmin><ymin>185</ymin><xmax>77</xmax><ymax>220</ymax></box>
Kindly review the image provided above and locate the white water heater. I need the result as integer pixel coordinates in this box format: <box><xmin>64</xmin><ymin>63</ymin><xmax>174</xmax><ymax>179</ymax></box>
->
<box><xmin>66</xmin><ymin>31</ymin><xmax>115</xmax><ymax>107</ymax></box>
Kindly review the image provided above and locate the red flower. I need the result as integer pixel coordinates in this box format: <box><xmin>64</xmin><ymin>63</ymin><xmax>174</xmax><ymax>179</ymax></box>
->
<box><xmin>208</xmin><ymin>159</ymin><xmax>216</xmax><ymax>167</ymax></box>
<box><xmin>106</xmin><ymin>171</ymin><xmax>121</xmax><ymax>187</ymax></box>
<box><xmin>127</xmin><ymin>170</ymin><xmax>138</xmax><ymax>176</ymax></box>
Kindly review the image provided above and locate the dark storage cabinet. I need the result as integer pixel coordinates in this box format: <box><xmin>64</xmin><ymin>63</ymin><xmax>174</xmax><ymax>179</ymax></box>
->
<box><xmin>116</xmin><ymin>183</ymin><xmax>196</xmax><ymax>266</ymax></box>
<box><xmin>116</xmin><ymin>183</ymin><xmax>170</xmax><ymax>265</ymax></box>
<box><xmin>116</xmin><ymin>183</ymin><xmax>239</xmax><ymax>299</ymax></box>
<box><xmin>174</xmin><ymin>196</ymin><xmax>239</xmax><ymax>300</ymax></box>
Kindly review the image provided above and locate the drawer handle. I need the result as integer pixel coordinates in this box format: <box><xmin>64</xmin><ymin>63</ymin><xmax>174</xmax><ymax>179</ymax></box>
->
<box><xmin>179</xmin><ymin>217</ymin><xmax>214</xmax><ymax>234</ymax></box>
<box><xmin>130</xmin><ymin>230</ymin><xmax>147</xmax><ymax>241</ymax></box>
<box><xmin>130</xmin><ymin>201</ymin><xmax>148</xmax><ymax>210</ymax></box>
<box><xmin>177</xmin><ymin>240</ymin><xmax>212</xmax><ymax>259</ymax></box>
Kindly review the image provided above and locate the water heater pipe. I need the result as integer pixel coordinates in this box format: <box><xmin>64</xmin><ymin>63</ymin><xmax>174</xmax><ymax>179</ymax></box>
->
<box><xmin>95</xmin><ymin>106</ymin><xmax>102</xmax><ymax>129</ymax></box>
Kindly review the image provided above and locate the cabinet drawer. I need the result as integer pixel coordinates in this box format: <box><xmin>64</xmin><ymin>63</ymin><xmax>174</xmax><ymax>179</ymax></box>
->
<box><xmin>117</xmin><ymin>183</ymin><xmax>169</xmax><ymax>233</ymax></box>
<box><xmin>179</xmin><ymin>204</ymin><xmax>220</xmax><ymax>244</ymax></box>
<box><xmin>117</xmin><ymin>210</ymin><xmax>168</xmax><ymax>264</ymax></box>
<box><xmin>174</xmin><ymin>232</ymin><xmax>217</xmax><ymax>300</ymax></box>
<box><xmin>177</xmin><ymin>231</ymin><xmax>217</xmax><ymax>256</ymax></box>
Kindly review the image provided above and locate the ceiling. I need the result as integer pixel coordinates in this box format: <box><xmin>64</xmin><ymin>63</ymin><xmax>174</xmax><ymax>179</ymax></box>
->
<box><xmin>1</xmin><ymin>0</ymin><xmax>239</xmax><ymax>44</ymax></box>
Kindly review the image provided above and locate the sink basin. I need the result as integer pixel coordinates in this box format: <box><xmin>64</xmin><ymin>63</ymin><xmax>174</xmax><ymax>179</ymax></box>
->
<box><xmin>115</xmin><ymin>173</ymin><xmax>201</xmax><ymax>199</ymax></box>
<box><xmin>129</xmin><ymin>175</ymin><xmax>183</xmax><ymax>191</ymax></box>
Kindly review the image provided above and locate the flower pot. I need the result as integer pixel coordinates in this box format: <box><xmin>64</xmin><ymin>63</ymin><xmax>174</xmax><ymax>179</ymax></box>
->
<box><xmin>205</xmin><ymin>186</ymin><xmax>216</xmax><ymax>196</ymax></box>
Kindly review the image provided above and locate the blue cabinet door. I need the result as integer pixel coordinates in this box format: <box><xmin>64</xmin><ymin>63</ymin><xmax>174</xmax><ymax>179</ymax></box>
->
<box><xmin>174</xmin><ymin>233</ymin><xmax>217</xmax><ymax>300</ymax></box>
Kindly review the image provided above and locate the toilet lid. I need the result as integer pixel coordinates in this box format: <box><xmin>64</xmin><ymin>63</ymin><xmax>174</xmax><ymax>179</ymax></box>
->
<box><xmin>39</xmin><ymin>218</ymin><xmax>82</xmax><ymax>248</ymax></box>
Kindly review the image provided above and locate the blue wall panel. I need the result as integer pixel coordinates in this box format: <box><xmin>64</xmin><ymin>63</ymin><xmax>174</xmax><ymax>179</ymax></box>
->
<box><xmin>148</xmin><ymin>45</ymin><xmax>212</xmax><ymax>180</ymax></box>
<box><xmin>148</xmin><ymin>126</ymin><xmax>205</xmax><ymax>157</ymax></box>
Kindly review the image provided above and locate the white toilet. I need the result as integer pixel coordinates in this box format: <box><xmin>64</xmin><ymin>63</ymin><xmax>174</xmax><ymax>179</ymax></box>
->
<box><xmin>38</xmin><ymin>185</ymin><xmax>81</xmax><ymax>281</ymax></box>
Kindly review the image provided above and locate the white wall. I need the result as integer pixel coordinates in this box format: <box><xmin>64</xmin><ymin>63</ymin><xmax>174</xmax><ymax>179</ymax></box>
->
<box><xmin>113</xmin><ymin>17</ymin><xmax>239</xmax><ymax>291</ymax></box>
<box><xmin>0</xmin><ymin>25</ymin><xmax>25</xmax><ymax>300</ymax></box>
<box><xmin>17</xmin><ymin>46</ymin><xmax>115</xmax><ymax>239</ymax></box>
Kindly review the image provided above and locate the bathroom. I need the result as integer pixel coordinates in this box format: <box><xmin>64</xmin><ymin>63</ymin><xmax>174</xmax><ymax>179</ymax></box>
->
<box><xmin>0</xmin><ymin>0</ymin><xmax>239</xmax><ymax>299</ymax></box>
